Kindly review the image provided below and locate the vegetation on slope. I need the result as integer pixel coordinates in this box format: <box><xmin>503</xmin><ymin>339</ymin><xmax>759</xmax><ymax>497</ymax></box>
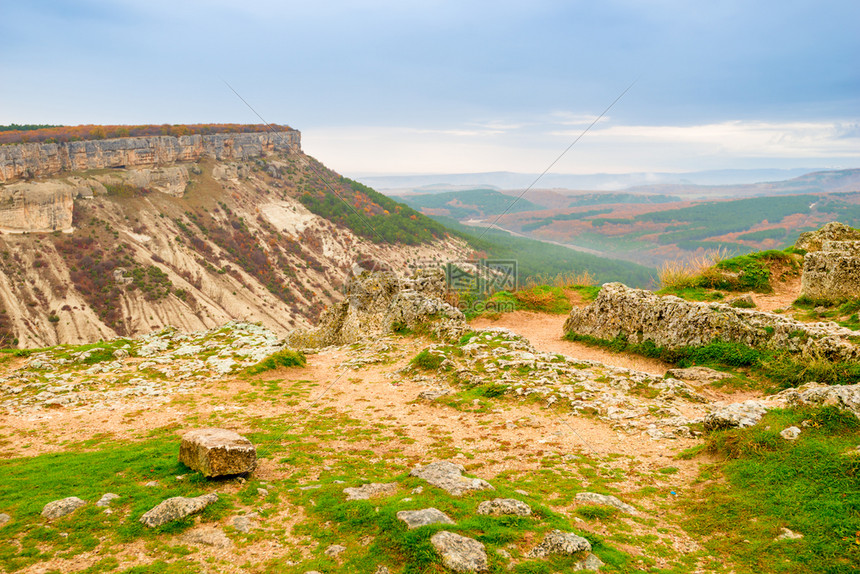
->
<box><xmin>397</xmin><ymin>188</ymin><xmax>547</xmax><ymax>219</ymax></box>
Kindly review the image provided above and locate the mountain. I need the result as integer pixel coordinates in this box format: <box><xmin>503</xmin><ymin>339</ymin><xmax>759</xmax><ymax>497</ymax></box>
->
<box><xmin>0</xmin><ymin>129</ymin><xmax>470</xmax><ymax>347</ymax></box>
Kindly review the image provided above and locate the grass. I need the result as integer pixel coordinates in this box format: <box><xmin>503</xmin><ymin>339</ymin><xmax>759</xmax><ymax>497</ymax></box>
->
<box><xmin>246</xmin><ymin>349</ymin><xmax>306</xmax><ymax>374</ymax></box>
<box><xmin>483</xmin><ymin>285</ymin><xmax>572</xmax><ymax>315</ymax></box>
<box><xmin>684</xmin><ymin>406</ymin><xmax>860</xmax><ymax>574</ymax></box>
<box><xmin>659</xmin><ymin>248</ymin><xmax>801</xmax><ymax>296</ymax></box>
<box><xmin>0</xmin><ymin>436</ymin><xmax>230</xmax><ymax>572</ymax></box>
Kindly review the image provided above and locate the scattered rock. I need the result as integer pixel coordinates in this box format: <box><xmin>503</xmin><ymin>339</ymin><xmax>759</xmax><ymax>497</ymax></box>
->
<box><xmin>343</xmin><ymin>482</ymin><xmax>398</xmax><ymax>501</ymax></box>
<box><xmin>144</xmin><ymin>481</ymin><xmax>159</xmax><ymax>487</ymax></box>
<box><xmin>232</xmin><ymin>513</ymin><xmax>259</xmax><ymax>533</ymax></box>
<box><xmin>782</xmin><ymin>383</ymin><xmax>860</xmax><ymax>419</ymax></box>
<box><xmin>410</xmin><ymin>461</ymin><xmax>493</xmax><ymax>496</ymax></box>
<box><xmin>665</xmin><ymin>367</ymin><xmax>733</xmax><ymax>384</ymax></box>
<box><xmin>325</xmin><ymin>544</ymin><xmax>346</xmax><ymax>557</ymax></box>
<box><xmin>139</xmin><ymin>493</ymin><xmax>218</xmax><ymax>528</ymax></box>
<box><xmin>257</xmin><ymin>488</ymin><xmax>269</xmax><ymax>497</ymax></box>
<box><xmin>418</xmin><ymin>388</ymin><xmax>451</xmax><ymax>401</ymax></box>
<box><xmin>575</xmin><ymin>492</ymin><xmax>637</xmax><ymax>515</ymax></box>
<box><xmin>180</xmin><ymin>526</ymin><xmax>232</xmax><ymax>547</ymax></box>
<box><xmin>776</xmin><ymin>527</ymin><xmax>804</xmax><ymax>541</ymax></box>
<box><xmin>41</xmin><ymin>497</ymin><xmax>86</xmax><ymax>519</ymax></box>
<box><xmin>179</xmin><ymin>428</ymin><xmax>257</xmax><ymax>477</ymax></box>
<box><xmin>396</xmin><ymin>508</ymin><xmax>455</xmax><ymax>529</ymax></box>
<box><xmin>728</xmin><ymin>294</ymin><xmax>756</xmax><ymax>308</ymax></box>
<box><xmin>95</xmin><ymin>493</ymin><xmax>120</xmax><ymax>507</ymax></box>
<box><xmin>430</xmin><ymin>530</ymin><xmax>488</xmax><ymax>572</ymax></box>
<box><xmin>374</xmin><ymin>567</ymin><xmax>390</xmax><ymax>574</ymax></box>
<box><xmin>704</xmin><ymin>401</ymin><xmax>769</xmax><ymax>430</ymax></box>
<box><xmin>780</xmin><ymin>426</ymin><xmax>801</xmax><ymax>440</ymax></box>
<box><xmin>476</xmin><ymin>498</ymin><xmax>532</xmax><ymax>516</ymax></box>
<box><xmin>527</xmin><ymin>529</ymin><xmax>592</xmax><ymax>558</ymax></box>
<box><xmin>0</xmin><ymin>513</ymin><xmax>10</xmax><ymax>527</ymax></box>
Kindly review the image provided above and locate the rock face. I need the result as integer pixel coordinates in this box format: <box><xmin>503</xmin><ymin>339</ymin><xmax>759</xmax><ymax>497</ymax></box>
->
<box><xmin>475</xmin><ymin>498</ymin><xmax>532</xmax><ymax>516</ymax></box>
<box><xmin>396</xmin><ymin>508</ymin><xmax>455</xmax><ymax>529</ymax></box>
<box><xmin>0</xmin><ymin>131</ymin><xmax>300</xmax><ymax>183</ymax></box>
<box><xmin>139</xmin><ymin>493</ymin><xmax>219</xmax><ymax>527</ymax></box>
<box><xmin>289</xmin><ymin>269</ymin><xmax>466</xmax><ymax>348</ymax></box>
<box><xmin>795</xmin><ymin>222</ymin><xmax>860</xmax><ymax>252</ymax></box>
<box><xmin>801</xmin><ymin>239</ymin><xmax>860</xmax><ymax>302</ymax></box>
<box><xmin>0</xmin><ymin>181</ymin><xmax>75</xmax><ymax>232</ymax></box>
<box><xmin>526</xmin><ymin>529</ymin><xmax>591</xmax><ymax>558</ymax></box>
<box><xmin>430</xmin><ymin>531</ymin><xmax>488</xmax><ymax>572</ymax></box>
<box><xmin>783</xmin><ymin>382</ymin><xmax>860</xmax><ymax>418</ymax></box>
<box><xmin>564</xmin><ymin>283</ymin><xmax>860</xmax><ymax>362</ymax></box>
<box><xmin>409</xmin><ymin>461</ymin><xmax>494</xmax><ymax>497</ymax></box>
<box><xmin>179</xmin><ymin>428</ymin><xmax>257</xmax><ymax>477</ymax></box>
<box><xmin>41</xmin><ymin>497</ymin><xmax>86</xmax><ymax>519</ymax></box>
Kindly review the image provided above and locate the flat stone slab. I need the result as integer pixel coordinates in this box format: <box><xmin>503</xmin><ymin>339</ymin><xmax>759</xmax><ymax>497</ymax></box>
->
<box><xmin>96</xmin><ymin>493</ymin><xmax>120</xmax><ymax>507</ymax></box>
<box><xmin>139</xmin><ymin>493</ymin><xmax>218</xmax><ymax>528</ymax></box>
<box><xmin>575</xmin><ymin>492</ymin><xmax>637</xmax><ymax>515</ymax></box>
<box><xmin>180</xmin><ymin>526</ymin><xmax>232</xmax><ymax>547</ymax></box>
<box><xmin>476</xmin><ymin>498</ymin><xmax>532</xmax><ymax>516</ymax></box>
<box><xmin>396</xmin><ymin>508</ymin><xmax>455</xmax><ymax>529</ymax></box>
<box><xmin>41</xmin><ymin>497</ymin><xmax>86</xmax><ymax>519</ymax></box>
<box><xmin>527</xmin><ymin>529</ymin><xmax>591</xmax><ymax>557</ymax></box>
<box><xmin>343</xmin><ymin>482</ymin><xmax>398</xmax><ymax>501</ymax></box>
<box><xmin>179</xmin><ymin>428</ymin><xmax>256</xmax><ymax>477</ymax></box>
<box><xmin>410</xmin><ymin>461</ymin><xmax>493</xmax><ymax>496</ymax></box>
<box><xmin>665</xmin><ymin>367</ymin><xmax>733</xmax><ymax>383</ymax></box>
<box><xmin>430</xmin><ymin>530</ymin><xmax>488</xmax><ymax>572</ymax></box>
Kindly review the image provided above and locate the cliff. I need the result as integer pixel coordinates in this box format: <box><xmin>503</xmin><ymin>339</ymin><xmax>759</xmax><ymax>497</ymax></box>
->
<box><xmin>0</xmin><ymin>130</ymin><xmax>300</xmax><ymax>183</ymax></box>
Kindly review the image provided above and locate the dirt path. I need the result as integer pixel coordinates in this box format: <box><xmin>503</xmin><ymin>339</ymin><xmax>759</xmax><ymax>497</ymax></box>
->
<box><xmin>470</xmin><ymin>311</ymin><xmax>673</xmax><ymax>376</ymax></box>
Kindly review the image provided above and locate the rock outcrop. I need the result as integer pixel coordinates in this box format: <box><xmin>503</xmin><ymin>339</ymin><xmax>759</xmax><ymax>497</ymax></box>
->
<box><xmin>801</xmin><ymin>239</ymin><xmax>860</xmax><ymax>302</ymax></box>
<box><xmin>564</xmin><ymin>283</ymin><xmax>860</xmax><ymax>362</ymax></box>
<box><xmin>179</xmin><ymin>428</ymin><xmax>257</xmax><ymax>477</ymax></box>
<box><xmin>288</xmin><ymin>269</ymin><xmax>466</xmax><ymax>348</ymax></box>
<box><xmin>0</xmin><ymin>131</ymin><xmax>300</xmax><ymax>183</ymax></box>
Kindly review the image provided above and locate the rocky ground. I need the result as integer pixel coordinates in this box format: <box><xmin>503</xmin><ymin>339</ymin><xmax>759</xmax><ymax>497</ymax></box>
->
<box><xmin>3</xmin><ymin>297</ymin><xmax>855</xmax><ymax>574</ymax></box>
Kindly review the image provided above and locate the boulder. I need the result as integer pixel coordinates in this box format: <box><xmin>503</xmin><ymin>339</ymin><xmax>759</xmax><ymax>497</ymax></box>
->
<box><xmin>396</xmin><ymin>508</ymin><xmax>455</xmax><ymax>529</ymax></box>
<box><xmin>0</xmin><ymin>513</ymin><xmax>10</xmax><ymax>527</ymax></box>
<box><xmin>563</xmin><ymin>283</ymin><xmax>860</xmax><ymax>363</ymax></box>
<box><xmin>41</xmin><ymin>497</ymin><xmax>86</xmax><ymax>519</ymax></box>
<box><xmin>179</xmin><ymin>428</ymin><xmax>256</xmax><ymax>477</ymax></box>
<box><xmin>476</xmin><ymin>498</ymin><xmax>532</xmax><ymax>516</ymax></box>
<box><xmin>96</xmin><ymin>493</ymin><xmax>120</xmax><ymax>507</ymax></box>
<box><xmin>782</xmin><ymin>382</ymin><xmax>860</xmax><ymax>418</ymax></box>
<box><xmin>574</xmin><ymin>492</ymin><xmax>637</xmax><ymax>515</ymax></box>
<box><xmin>430</xmin><ymin>531</ymin><xmax>488</xmax><ymax>572</ymax></box>
<box><xmin>410</xmin><ymin>461</ymin><xmax>493</xmax><ymax>496</ymax></box>
<box><xmin>574</xmin><ymin>553</ymin><xmax>605</xmax><ymax>571</ymax></box>
<box><xmin>139</xmin><ymin>493</ymin><xmax>218</xmax><ymax>528</ymax></box>
<box><xmin>780</xmin><ymin>426</ymin><xmax>801</xmax><ymax>440</ymax></box>
<box><xmin>795</xmin><ymin>222</ymin><xmax>860</xmax><ymax>252</ymax></box>
<box><xmin>527</xmin><ymin>529</ymin><xmax>591</xmax><ymax>558</ymax></box>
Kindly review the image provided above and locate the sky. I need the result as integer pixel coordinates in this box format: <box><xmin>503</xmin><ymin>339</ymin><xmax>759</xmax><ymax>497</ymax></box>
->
<box><xmin>1</xmin><ymin>0</ymin><xmax>859</xmax><ymax>177</ymax></box>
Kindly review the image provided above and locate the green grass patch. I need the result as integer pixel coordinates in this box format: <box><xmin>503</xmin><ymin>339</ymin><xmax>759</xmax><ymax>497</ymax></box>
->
<box><xmin>246</xmin><ymin>349</ymin><xmax>306</xmax><ymax>374</ymax></box>
<box><xmin>484</xmin><ymin>285</ymin><xmax>572</xmax><ymax>315</ymax></box>
<box><xmin>685</xmin><ymin>406</ymin><xmax>860</xmax><ymax>573</ymax></box>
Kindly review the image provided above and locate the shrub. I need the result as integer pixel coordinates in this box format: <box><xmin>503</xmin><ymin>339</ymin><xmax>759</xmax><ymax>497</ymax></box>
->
<box><xmin>411</xmin><ymin>349</ymin><xmax>445</xmax><ymax>371</ymax></box>
<box><xmin>246</xmin><ymin>349</ymin><xmax>306</xmax><ymax>374</ymax></box>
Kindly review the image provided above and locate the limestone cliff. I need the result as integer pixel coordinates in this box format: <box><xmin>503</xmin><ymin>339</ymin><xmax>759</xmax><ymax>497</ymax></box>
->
<box><xmin>0</xmin><ymin>130</ymin><xmax>300</xmax><ymax>183</ymax></box>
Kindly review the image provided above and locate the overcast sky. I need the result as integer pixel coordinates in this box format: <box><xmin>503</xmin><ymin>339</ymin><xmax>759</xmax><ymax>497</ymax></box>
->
<box><xmin>2</xmin><ymin>0</ymin><xmax>858</xmax><ymax>176</ymax></box>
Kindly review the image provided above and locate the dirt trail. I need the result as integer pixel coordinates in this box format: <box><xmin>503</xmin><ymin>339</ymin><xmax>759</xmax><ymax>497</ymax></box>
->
<box><xmin>470</xmin><ymin>311</ymin><xmax>673</xmax><ymax>376</ymax></box>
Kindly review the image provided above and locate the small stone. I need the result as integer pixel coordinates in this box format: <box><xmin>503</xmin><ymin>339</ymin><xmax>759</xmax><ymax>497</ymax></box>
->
<box><xmin>144</xmin><ymin>481</ymin><xmax>159</xmax><ymax>487</ymax></box>
<box><xmin>575</xmin><ymin>492</ymin><xmax>637</xmax><ymax>515</ymax></box>
<box><xmin>780</xmin><ymin>426</ymin><xmax>801</xmax><ymax>440</ymax></box>
<box><xmin>257</xmin><ymin>488</ymin><xmax>269</xmax><ymax>497</ymax></box>
<box><xmin>139</xmin><ymin>493</ymin><xmax>218</xmax><ymax>528</ymax></box>
<box><xmin>418</xmin><ymin>388</ymin><xmax>450</xmax><ymax>400</ymax></box>
<box><xmin>574</xmin><ymin>552</ymin><xmax>605</xmax><ymax>571</ymax></box>
<box><xmin>41</xmin><ymin>497</ymin><xmax>86</xmax><ymax>519</ymax></box>
<box><xmin>95</xmin><ymin>493</ymin><xmax>120</xmax><ymax>507</ymax></box>
<box><xmin>396</xmin><ymin>508</ymin><xmax>455</xmax><ymax>529</ymax></box>
<box><xmin>179</xmin><ymin>428</ymin><xmax>256</xmax><ymax>477</ymax></box>
<box><xmin>776</xmin><ymin>527</ymin><xmax>804</xmax><ymax>541</ymax></box>
<box><xmin>0</xmin><ymin>513</ymin><xmax>10</xmax><ymax>527</ymax></box>
<box><xmin>527</xmin><ymin>529</ymin><xmax>591</xmax><ymax>558</ymax></box>
<box><xmin>343</xmin><ymin>482</ymin><xmax>398</xmax><ymax>501</ymax></box>
<box><xmin>430</xmin><ymin>531</ymin><xmax>488</xmax><ymax>572</ymax></box>
<box><xmin>325</xmin><ymin>544</ymin><xmax>346</xmax><ymax>557</ymax></box>
<box><xmin>476</xmin><ymin>498</ymin><xmax>532</xmax><ymax>516</ymax></box>
<box><xmin>180</xmin><ymin>526</ymin><xmax>232</xmax><ymax>547</ymax></box>
<box><xmin>374</xmin><ymin>567</ymin><xmax>390</xmax><ymax>574</ymax></box>
<box><xmin>410</xmin><ymin>461</ymin><xmax>493</xmax><ymax>496</ymax></box>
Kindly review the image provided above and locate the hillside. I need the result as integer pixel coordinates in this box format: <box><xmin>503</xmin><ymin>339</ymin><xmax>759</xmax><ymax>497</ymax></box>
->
<box><xmin>0</xmin><ymin>131</ymin><xmax>469</xmax><ymax>347</ymax></box>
